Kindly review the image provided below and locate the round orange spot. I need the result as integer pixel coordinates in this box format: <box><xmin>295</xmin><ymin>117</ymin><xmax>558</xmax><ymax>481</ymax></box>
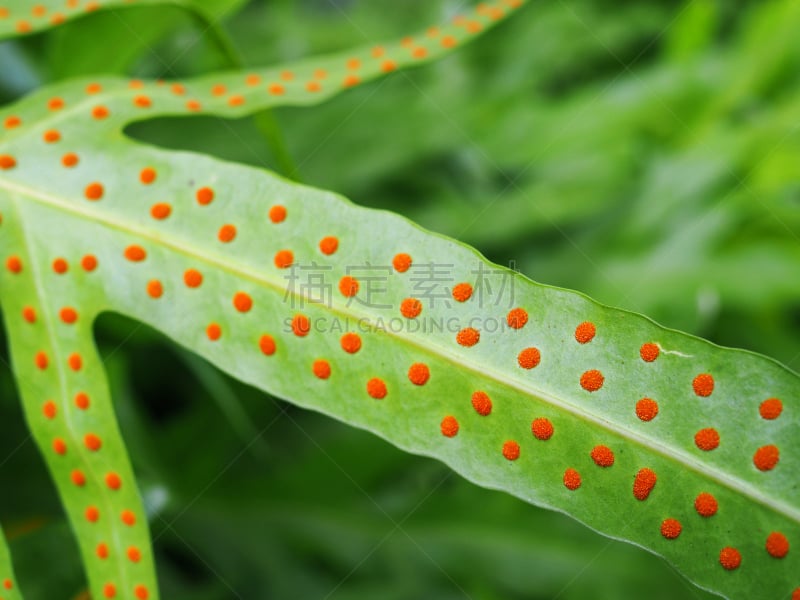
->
<box><xmin>81</xmin><ymin>254</ymin><xmax>97</xmax><ymax>271</ymax></box>
<box><xmin>134</xmin><ymin>585</ymin><xmax>149</xmax><ymax>599</ymax></box>
<box><xmin>124</xmin><ymin>245</ymin><xmax>146</xmax><ymax>262</ymax></box>
<box><xmin>233</xmin><ymin>292</ymin><xmax>253</xmax><ymax>312</ymax></box>
<box><xmin>408</xmin><ymin>363</ymin><xmax>430</xmax><ymax>385</ymax></box>
<box><xmin>211</xmin><ymin>84</ymin><xmax>226</xmax><ymax>96</ymax></box>
<box><xmin>531</xmin><ymin>418</ymin><xmax>554</xmax><ymax>441</ymax></box>
<box><xmin>183</xmin><ymin>268</ymin><xmax>203</xmax><ymax>288</ymax></box>
<box><xmin>367</xmin><ymin>378</ymin><xmax>387</xmax><ymax>399</ymax></box>
<box><xmin>196</xmin><ymin>186</ymin><xmax>214</xmax><ymax>205</ymax></box>
<box><xmin>75</xmin><ymin>392</ymin><xmax>90</xmax><ymax>410</ymax></box>
<box><xmin>206</xmin><ymin>323</ymin><xmax>221</xmax><ymax>341</ymax></box>
<box><xmin>507</xmin><ymin>307</ymin><xmax>528</xmax><ymax>329</ymax></box>
<box><xmin>441</xmin><ymin>35</ymin><xmax>457</xmax><ymax>48</ymax></box>
<box><xmin>147</xmin><ymin>279</ymin><xmax>163</xmax><ymax>299</ymax></box>
<box><xmin>62</xmin><ymin>152</ymin><xmax>79</xmax><ymax>167</ymax></box>
<box><xmin>52</xmin><ymin>438</ymin><xmax>67</xmax><ymax>455</ymax></box>
<box><xmin>105</xmin><ymin>472</ymin><xmax>121</xmax><ymax>490</ymax></box>
<box><xmin>92</xmin><ymin>105</ymin><xmax>109</xmax><ymax>119</ymax></box>
<box><xmin>635</xmin><ymin>398</ymin><xmax>658</xmax><ymax>421</ymax></box>
<box><xmin>121</xmin><ymin>510</ymin><xmax>136</xmax><ymax>526</ymax></box>
<box><xmin>502</xmin><ymin>440</ymin><xmax>520</xmax><ymax>461</ymax></box>
<box><xmin>341</xmin><ymin>332</ymin><xmax>362</xmax><ymax>354</ymax></box>
<box><xmin>84</xmin><ymin>433</ymin><xmax>102</xmax><ymax>451</ymax></box>
<box><xmin>639</xmin><ymin>342</ymin><xmax>659</xmax><ymax>362</ymax></box>
<box><xmin>471</xmin><ymin>391</ymin><xmax>492</xmax><ymax>416</ymax></box>
<box><xmin>343</xmin><ymin>74</ymin><xmax>360</xmax><ymax>87</ymax></box>
<box><xmin>633</xmin><ymin>468</ymin><xmax>657</xmax><ymax>500</ymax></box>
<box><xmin>133</xmin><ymin>95</ymin><xmax>151</xmax><ymax>108</ymax></box>
<box><xmin>6</xmin><ymin>255</ymin><xmax>22</xmax><ymax>273</ymax></box>
<box><xmin>563</xmin><ymin>468</ymin><xmax>581</xmax><ymax>490</ymax></box>
<box><xmin>150</xmin><ymin>202</ymin><xmax>171</xmax><ymax>219</ymax></box>
<box><xmin>456</xmin><ymin>327</ymin><xmax>480</xmax><ymax>347</ymax></box>
<box><xmin>312</xmin><ymin>359</ymin><xmax>331</xmax><ymax>379</ymax></box>
<box><xmin>186</xmin><ymin>99</ymin><xmax>202</xmax><ymax>111</ymax></box>
<box><xmin>466</xmin><ymin>21</ymin><xmax>483</xmax><ymax>33</ymax></box>
<box><xmin>517</xmin><ymin>347</ymin><xmax>541</xmax><ymax>369</ymax></box>
<box><xmin>71</xmin><ymin>470</ymin><xmax>86</xmax><ymax>486</ymax></box>
<box><xmin>759</xmin><ymin>398</ymin><xmax>783</xmax><ymax>420</ymax></box>
<box><xmin>371</xmin><ymin>46</ymin><xmax>385</xmax><ymax>58</ymax></box>
<box><xmin>268</xmin><ymin>84</ymin><xmax>285</xmax><ymax>96</ymax></box>
<box><xmin>43</xmin><ymin>400</ymin><xmax>57</xmax><ymax>419</ymax></box>
<box><xmin>694</xmin><ymin>492</ymin><xmax>718</xmax><ymax>517</ymax></box>
<box><xmin>22</xmin><ymin>306</ymin><xmax>36</xmax><ymax>323</ymax></box>
<box><xmin>35</xmin><ymin>351</ymin><xmax>48</xmax><ymax>370</ymax></box>
<box><xmin>339</xmin><ymin>276</ymin><xmax>359</xmax><ymax>297</ymax></box>
<box><xmin>280</xmin><ymin>70</ymin><xmax>294</xmax><ymax>81</ymax></box>
<box><xmin>67</xmin><ymin>352</ymin><xmax>82</xmax><ymax>370</ymax></box>
<box><xmin>661</xmin><ymin>519</ymin><xmax>682</xmax><ymax>540</ymax></box>
<box><xmin>306</xmin><ymin>81</ymin><xmax>322</xmax><ymax>93</ymax></box>
<box><xmin>43</xmin><ymin>129</ymin><xmax>61</xmax><ymax>143</ymax></box>
<box><xmin>292</xmin><ymin>314</ymin><xmax>310</xmax><ymax>337</ymax></box>
<box><xmin>412</xmin><ymin>47</ymin><xmax>428</xmax><ymax>59</ymax></box>
<box><xmin>393</xmin><ymin>253</ymin><xmax>412</xmax><ymax>272</ymax></box>
<box><xmin>0</xmin><ymin>154</ymin><xmax>16</xmax><ymax>169</ymax></box>
<box><xmin>719</xmin><ymin>547</ymin><xmax>741</xmax><ymax>570</ymax></box>
<box><xmin>694</xmin><ymin>428</ymin><xmax>720</xmax><ymax>451</ymax></box>
<box><xmin>381</xmin><ymin>60</ymin><xmax>397</xmax><ymax>73</ymax></box>
<box><xmin>400</xmin><ymin>298</ymin><xmax>422</xmax><ymax>318</ymax></box>
<box><xmin>85</xmin><ymin>506</ymin><xmax>100</xmax><ymax>523</ymax></box>
<box><xmin>452</xmin><ymin>282</ymin><xmax>476</xmax><ymax>300</ymax></box>
<box><xmin>590</xmin><ymin>445</ymin><xmax>614</xmax><ymax>467</ymax></box>
<box><xmin>319</xmin><ymin>236</ymin><xmax>339</xmax><ymax>255</ymax></box>
<box><xmin>580</xmin><ymin>369</ymin><xmax>604</xmax><ymax>392</ymax></box>
<box><xmin>218</xmin><ymin>224</ymin><xmax>237</xmax><ymax>243</ymax></box>
<box><xmin>52</xmin><ymin>257</ymin><xmax>68</xmax><ymax>273</ymax></box>
<box><xmin>440</xmin><ymin>415</ymin><xmax>459</xmax><ymax>437</ymax></box>
<box><xmin>171</xmin><ymin>83</ymin><xmax>185</xmax><ymax>95</ymax></box>
<box><xmin>4</xmin><ymin>116</ymin><xmax>21</xmax><ymax>129</ymax></box>
<box><xmin>259</xmin><ymin>334</ymin><xmax>276</xmax><ymax>355</ymax></box>
<box><xmin>274</xmin><ymin>249</ymin><xmax>294</xmax><ymax>268</ymax></box>
<box><xmin>574</xmin><ymin>321</ymin><xmax>596</xmax><ymax>344</ymax></box>
<box><xmin>96</xmin><ymin>543</ymin><xmax>108</xmax><ymax>559</ymax></box>
<box><xmin>60</xmin><ymin>307</ymin><xmax>78</xmax><ymax>324</ymax></box>
<box><xmin>245</xmin><ymin>74</ymin><xmax>261</xmax><ymax>86</ymax></box>
<box><xmin>84</xmin><ymin>182</ymin><xmax>104</xmax><ymax>200</ymax></box>
<box><xmin>766</xmin><ymin>532</ymin><xmax>789</xmax><ymax>558</ymax></box>
<box><xmin>139</xmin><ymin>167</ymin><xmax>156</xmax><ymax>184</ymax></box>
<box><xmin>228</xmin><ymin>94</ymin><xmax>245</xmax><ymax>106</ymax></box>
<box><xmin>269</xmin><ymin>205</ymin><xmax>286</xmax><ymax>223</ymax></box>
<box><xmin>86</xmin><ymin>83</ymin><xmax>102</xmax><ymax>94</ymax></box>
<box><xmin>693</xmin><ymin>373</ymin><xmax>714</xmax><ymax>397</ymax></box>
<box><xmin>753</xmin><ymin>444</ymin><xmax>779</xmax><ymax>471</ymax></box>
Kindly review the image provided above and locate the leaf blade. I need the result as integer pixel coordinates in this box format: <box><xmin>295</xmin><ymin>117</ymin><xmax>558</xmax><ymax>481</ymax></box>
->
<box><xmin>1</xmin><ymin>1</ymin><xmax>797</xmax><ymax>598</ymax></box>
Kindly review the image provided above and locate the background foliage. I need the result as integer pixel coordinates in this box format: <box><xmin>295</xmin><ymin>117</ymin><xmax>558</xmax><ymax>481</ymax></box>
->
<box><xmin>1</xmin><ymin>0</ymin><xmax>798</xmax><ymax>598</ymax></box>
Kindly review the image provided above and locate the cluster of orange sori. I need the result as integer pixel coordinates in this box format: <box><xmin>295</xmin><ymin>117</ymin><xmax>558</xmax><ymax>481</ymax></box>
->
<box><xmin>2</xmin><ymin>157</ymin><xmax>791</xmax><ymax>583</ymax></box>
<box><xmin>3</xmin><ymin>280</ymin><xmax>150</xmax><ymax>595</ymax></box>
<box><xmin>0</xmin><ymin>0</ymin><xmax>525</xmax><ymax>125</ymax></box>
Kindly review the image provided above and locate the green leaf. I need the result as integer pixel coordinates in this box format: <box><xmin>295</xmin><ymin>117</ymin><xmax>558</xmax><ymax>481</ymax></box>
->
<box><xmin>0</xmin><ymin>3</ymin><xmax>527</xmax><ymax>598</ymax></box>
<box><xmin>0</xmin><ymin>527</ymin><xmax>22</xmax><ymax>600</ymax></box>
<box><xmin>1</xmin><ymin>0</ymin><xmax>798</xmax><ymax>598</ymax></box>
<box><xmin>0</xmin><ymin>0</ymin><xmax>247</xmax><ymax>41</ymax></box>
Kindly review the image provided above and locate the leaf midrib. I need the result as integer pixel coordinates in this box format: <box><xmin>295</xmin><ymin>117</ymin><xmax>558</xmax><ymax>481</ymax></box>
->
<box><xmin>1</xmin><ymin>169</ymin><xmax>797</xmax><ymax>528</ymax></box>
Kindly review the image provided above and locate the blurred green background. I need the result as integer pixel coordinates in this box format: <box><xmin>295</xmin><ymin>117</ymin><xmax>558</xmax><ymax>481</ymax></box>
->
<box><xmin>1</xmin><ymin>0</ymin><xmax>799</xmax><ymax>598</ymax></box>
